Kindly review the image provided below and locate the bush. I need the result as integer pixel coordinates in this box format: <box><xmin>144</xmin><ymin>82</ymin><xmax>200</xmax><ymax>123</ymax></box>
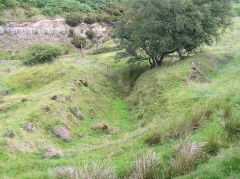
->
<box><xmin>170</xmin><ymin>141</ymin><xmax>206</xmax><ymax>176</ymax></box>
<box><xmin>90</xmin><ymin>46</ymin><xmax>118</xmax><ymax>55</ymax></box>
<box><xmin>68</xmin><ymin>29</ymin><xmax>75</xmax><ymax>37</ymax></box>
<box><xmin>65</xmin><ymin>12</ymin><xmax>82</xmax><ymax>27</ymax></box>
<box><xmin>84</xmin><ymin>14</ymin><xmax>97</xmax><ymax>24</ymax></box>
<box><xmin>0</xmin><ymin>0</ymin><xmax>18</xmax><ymax>9</ymax></box>
<box><xmin>23</xmin><ymin>44</ymin><xmax>62</xmax><ymax>65</ymax></box>
<box><xmin>86</xmin><ymin>30</ymin><xmax>95</xmax><ymax>40</ymax></box>
<box><xmin>130</xmin><ymin>151</ymin><xmax>161</xmax><ymax>179</ymax></box>
<box><xmin>71</xmin><ymin>36</ymin><xmax>87</xmax><ymax>49</ymax></box>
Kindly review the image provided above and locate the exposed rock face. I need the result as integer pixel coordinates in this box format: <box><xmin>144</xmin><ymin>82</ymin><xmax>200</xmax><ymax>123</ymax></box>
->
<box><xmin>42</xmin><ymin>147</ymin><xmax>63</xmax><ymax>159</ymax></box>
<box><xmin>0</xmin><ymin>18</ymin><xmax>108</xmax><ymax>49</ymax></box>
<box><xmin>23</xmin><ymin>123</ymin><xmax>35</xmax><ymax>132</ymax></box>
<box><xmin>54</xmin><ymin>127</ymin><xmax>71</xmax><ymax>142</ymax></box>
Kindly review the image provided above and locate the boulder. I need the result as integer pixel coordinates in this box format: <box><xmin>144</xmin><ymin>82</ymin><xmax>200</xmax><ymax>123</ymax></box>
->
<box><xmin>4</xmin><ymin>27</ymin><xmax>9</xmax><ymax>34</ymax></box>
<box><xmin>0</xmin><ymin>28</ymin><xmax>3</xmax><ymax>35</ymax></box>
<box><xmin>42</xmin><ymin>147</ymin><xmax>63</xmax><ymax>159</ymax></box>
<box><xmin>23</xmin><ymin>123</ymin><xmax>35</xmax><ymax>132</ymax></box>
<box><xmin>4</xmin><ymin>130</ymin><xmax>15</xmax><ymax>138</ymax></box>
<box><xmin>0</xmin><ymin>99</ymin><xmax>5</xmax><ymax>104</ymax></box>
<box><xmin>61</xmin><ymin>120</ymin><xmax>70</xmax><ymax>129</ymax></box>
<box><xmin>51</xmin><ymin>95</ymin><xmax>58</xmax><ymax>100</ymax></box>
<box><xmin>70</xmin><ymin>106</ymin><xmax>85</xmax><ymax>120</ymax></box>
<box><xmin>0</xmin><ymin>89</ymin><xmax>11</xmax><ymax>96</ymax></box>
<box><xmin>9</xmin><ymin>28</ymin><xmax>16</xmax><ymax>36</ymax></box>
<box><xmin>54</xmin><ymin>127</ymin><xmax>71</xmax><ymax>142</ymax></box>
<box><xmin>93</xmin><ymin>88</ymin><xmax>99</xmax><ymax>93</ymax></box>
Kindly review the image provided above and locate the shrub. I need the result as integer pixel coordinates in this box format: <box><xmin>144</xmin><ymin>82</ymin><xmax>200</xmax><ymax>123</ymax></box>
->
<box><xmin>130</xmin><ymin>151</ymin><xmax>161</xmax><ymax>179</ymax></box>
<box><xmin>90</xmin><ymin>46</ymin><xmax>118</xmax><ymax>55</ymax></box>
<box><xmin>86</xmin><ymin>30</ymin><xmax>95</xmax><ymax>40</ymax></box>
<box><xmin>52</xmin><ymin>162</ymin><xmax>116</xmax><ymax>179</ymax></box>
<box><xmin>65</xmin><ymin>12</ymin><xmax>82</xmax><ymax>27</ymax></box>
<box><xmin>170</xmin><ymin>141</ymin><xmax>206</xmax><ymax>176</ymax></box>
<box><xmin>84</xmin><ymin>14</ymin><xmax>97</xmax><ymax>24</ymax></box>
<box><xmin>71</xmin><ymin>36</ymin><xmax>87</xmax><ymax>49</ymax></box>
<box><xmin>68</xmin><ymin>29</ymin><xmax>75</xmax><ymax>37</ymax></box>
<box><xmin>0</xmin><ymin>0</ymin><xmax>18</xmax><ymax>9</ymax></box>
<box><xmin>103</xmin><ymin>15</ymin><xmax>118</xmax><ymax>25</ymax></box>
<box><xmin>202</xmin><ymin>135</ymin><xmax>220</xmax><ymax>156</ymax></box>
<box><xmin>23</xmin><ymin>44</ymin><xmax>62</xmax><ymax>65</ymax></box>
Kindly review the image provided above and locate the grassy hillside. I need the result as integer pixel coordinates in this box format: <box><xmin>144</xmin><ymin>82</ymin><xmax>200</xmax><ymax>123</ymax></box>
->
<box><xmin>0</xmin><ymin>0</ymin><xmax>123</xmax><ymax>22</ymax></box>
<box><xmin>0</xmin><ymin>16</ymin><xmax>240</xmax><ymax>179</ymax></box>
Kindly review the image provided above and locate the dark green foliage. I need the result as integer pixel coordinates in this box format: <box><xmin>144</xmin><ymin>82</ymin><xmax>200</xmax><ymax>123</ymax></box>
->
<box><xmin>68</xmin><ymin>29</ymin><xmax>75</xmax><ymax>37</ymax></box>
<box><xmin>3</xmin><ymin>0</ymin><xmax>123</xmax><ymax>17</ymax></box>
<box><xmin>84</xmin><ymin>14</ymin><xmax>97</xmax><ymax>24</ymax></box>
<box><xmin>71</xmin><ymin>36</ymin><xmax>87</xmax><ymax>49</ymax></box>
<box><xmin>115</xmin><ymin>0</ymin><xmax>232</xmax><ymax>67</ymax></box>
<box><xmin>65</xmin><ymin>12</ymin><xmax>82</xmax><ymax>27</ymax></box>
<box><xmin>90</xmin><ymin>46</ymin><xmax>118</xmax><ymax>55</ymax></box>
<box><xmin>23</xmin><ymin>44</ymin><xmax>62</xmax><ymax>65</ymax></box>
<box><xmin>86</xmin><ymin>30</ymin><xmax>95</xmax><ymax>39</ymax></box>
<box><xmin>202</xmin><ymin>135</ymin><xmax>220</xmax><ymax>156</ymax></box>
<box><xmin>0</xmin><ymin>0</ymin><xmax>18</xmax><ymax>9</ymax></box>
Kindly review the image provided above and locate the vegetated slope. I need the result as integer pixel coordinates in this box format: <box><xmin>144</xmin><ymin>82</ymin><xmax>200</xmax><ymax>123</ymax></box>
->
<box><xmin>0</xmin><ymin>0</ymin><xmax>123</xmax><ymax>22</ymax></box>
<box><xmin>0</xmin><ymin>19</ymin><xmax>240</xmax><ymax>179</ymax></box>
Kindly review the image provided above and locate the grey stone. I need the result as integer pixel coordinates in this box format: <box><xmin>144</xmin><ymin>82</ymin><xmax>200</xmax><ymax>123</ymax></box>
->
<box><xmin>4</xmin><ymin>130</ymin><xmax>15</xmax><ymax>138</ymax></box>
<box><xmin>59</xmin><ymin>29</ymin><xmax>66</xmax><ymax>34</ymax></box>
<box><xmin>26</xmin><ymin>29</ymin><xmax>32</xmax><ymax>35</ymax></box>
<box><xmin>0</xmin><ymin>28</ymin><xmax>3</xmax><ymax>35</ymax></box>
<box><xmin>69</xmin><ymin>106</ymin><xmax>85</xmax><ymax>120</ymax></box>
<box><xmin>54</xmin><ymin>127</ymin><xmax>71</xmax><ymax>142</ymax></box>
<box><xmin>61</xmin><ymin>120</ymin><xmax>70</xmax><ymax>129</ymax></box>
<box><xmin>0</xmin><ymin>89</ymin><xmax>11</xmax><ymax>96</ymax></box>
<box><xmin>93</xmin><ymin>88</ymin><xmax>99</xmax><ymax>93</ymax></box>
<box><xmin>42</xmin><ymin>147</ymin><xmax>63</xmax><ymax>159</ymax></box>
<box><xmin>9</xmin><ymin>28</ymin><xmax>16</xmax><ymax>36</ymax></box>
<box><xmin>4</xmin><ymin>27</ymin><xmax>9</xmax><ymax>34</ymax></box>
<box><xmin>23</xmin><ymin>123</ymin><xmax>35</xmax><ymax>132</ymax></box>
<box><xmin>32</xmin><ymin>29</ymin><xmax>38</xmax><ymax>35</ymax></box>
<box><xmin>17</xmin><ymin>29</ymin><xmax>22</xmax><ymax>34</ymax></box>
<box><xmin>44</xmin><ymin>30</ymin><xmax>51</xmax><ymax>35</ymax></box>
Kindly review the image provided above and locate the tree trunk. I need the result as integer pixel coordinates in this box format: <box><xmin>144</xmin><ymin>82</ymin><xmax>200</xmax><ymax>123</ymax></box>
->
<box><xmin>149</xmin><ymin>59</ymin><xmax>156</xmax><ymax>68</ymax></box>
<box><xmin>156</xmin><ymin>56</ymin><xmax>164</xmax><ymax>66</ymax></box>
<box><xmin>177</xmin><ymin>49</ymin><xmax>184</xmax><ymax>60</ymax></box>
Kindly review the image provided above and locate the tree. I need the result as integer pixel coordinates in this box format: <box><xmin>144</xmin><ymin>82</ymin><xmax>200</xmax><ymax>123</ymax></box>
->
<box><xmin>115</xmin><ymin>0</ymin><xmax>232</xmax><ymax>68</ymax></box>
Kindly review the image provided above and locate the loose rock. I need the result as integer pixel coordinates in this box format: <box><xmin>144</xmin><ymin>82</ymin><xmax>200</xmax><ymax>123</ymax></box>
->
<box><xmin>69</xmin><ymin>106</ymin><xmax>85</xmax><ymax>120</ymax></box>
<box><xmin>0</xmin><ymin>89</ymin><xmax>11</xmax><ymax>96</ymax></box>
<box><xmin>0</xmin><ymin>100</ymin><xmax>5</xmax><ymax>104</ymax></box>
<box><xmin>54</xmin><ymin>127</ymin><xmax>71</xmax><ymax>142</ymax></box>
<box><xmin>23</xmin><ymin>123</ymin><xmax>35</xmax><ymax>132</ymax></box>
<box><xmin>51</xmin><ymin>95</ymin><xmax>58</xmax><ymax>100</ymax></box>
<box><xmin>42</xmin><ymin>147</ymin><xmax>63</xmax><ymax>159</ymax></box>
<box><xmin>61</xmin><ymin>120</ymin><xmax>70</xmax><ymax>129</ymax></box>
<box><xmin>4</xmin><ymin>130</ymin><xmax>15</xmax><ymax>138</ymax></box>
<box><xmin>21</xmin><ymin>98</ymin><xmax>29</xmax><ymax>103</ymax></box>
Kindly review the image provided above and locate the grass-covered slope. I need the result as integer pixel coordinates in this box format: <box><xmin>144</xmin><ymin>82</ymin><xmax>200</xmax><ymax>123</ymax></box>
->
<box><xmin>0</xmin><ymin>18</ymin><xmax>240</xmax><ymax>178</ymax></box>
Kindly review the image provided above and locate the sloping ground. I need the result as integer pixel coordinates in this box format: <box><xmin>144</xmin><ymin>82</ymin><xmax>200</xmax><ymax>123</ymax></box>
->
<box><xmin>0</xmin><ymin>18</ymin><xmax>239</xmax><ymax>178</ymax></box>
<box><xmin>0</xmin><ymin>18</ymin><xmax>108</xmax><ymax>49</ymax></box>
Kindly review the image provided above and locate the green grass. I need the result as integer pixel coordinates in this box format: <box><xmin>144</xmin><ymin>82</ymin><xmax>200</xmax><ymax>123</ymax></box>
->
<box><xmin>0</xmin><ymin>18</ymin><xmax>240</xmax><ymax>178</ymax></box>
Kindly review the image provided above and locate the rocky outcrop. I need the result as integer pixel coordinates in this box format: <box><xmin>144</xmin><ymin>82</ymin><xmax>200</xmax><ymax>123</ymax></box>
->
<box><xmin>54</xmin><ymin>127</ymin><xmax>71</xmax><ymax>142</ymax></box>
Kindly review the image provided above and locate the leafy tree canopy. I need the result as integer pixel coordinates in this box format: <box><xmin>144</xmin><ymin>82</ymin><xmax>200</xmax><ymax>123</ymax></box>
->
<box><xmin>115</xmin><ymin>0</ymin><xmax>232</xmax><ymax>68</ymax></box>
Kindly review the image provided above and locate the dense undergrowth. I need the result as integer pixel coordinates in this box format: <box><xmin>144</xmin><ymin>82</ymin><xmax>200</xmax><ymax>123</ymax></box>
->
<box><xmin>0</xmin><ymin>0</ymin><xmax>124</xmax><ymax>22</ymax></box>
<box><xmin>0</xmin><ymin>17</ymin><xmax>239</xmax><ymax>179</ymax></box>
